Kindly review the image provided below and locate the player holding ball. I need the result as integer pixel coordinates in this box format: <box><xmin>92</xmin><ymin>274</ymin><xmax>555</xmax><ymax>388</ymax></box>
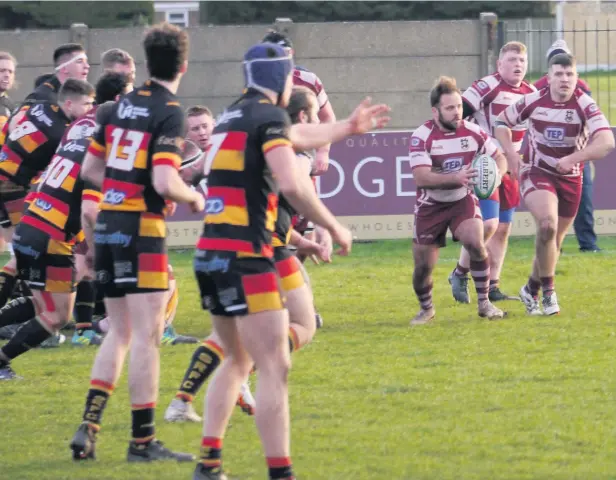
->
<box><xmin>408</xmin><ymin>76</ymin><xmax>507</xmax><ymax>325</ymax></box>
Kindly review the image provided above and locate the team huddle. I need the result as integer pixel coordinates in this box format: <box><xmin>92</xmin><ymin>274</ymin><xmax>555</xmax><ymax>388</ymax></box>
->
<box><xmin>0</xmin><ymin>22</ymin><xmax>611</xmax><ymax>480</ymax></box>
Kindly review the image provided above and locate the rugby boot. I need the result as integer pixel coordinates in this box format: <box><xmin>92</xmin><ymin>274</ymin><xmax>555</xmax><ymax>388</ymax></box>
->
<box><xmin>164</xmin><ymin>399</ymin><xmax>202</xmax><ymax>423</ymax></box>
<box><xmin>410</xmin><ymin>307</ymin><xmax>436</xmax><ymax>326</ymax></box>
<box><xmin>70</xmin><ymin>423</ymin><xmax>97</xmax><ymax>460</ymax></box>
<box><xmin>448</xmin><ymin>271</ymin><xmax>471</xmax><ymax>303</ymax></box>
<box><xmin>72</xmin><ymin>329</ymin><xmax>103</xmax><ymax>346</ymax></box>
<box><xmin>236</xmin><ymin>381</ymin><xmax>256</xmax><ymax>415</ymax></box>
<box><xmin>193</xmin><ymin>463</ymin><xmax>228</xmax><ymax>480</ymax></box>
<box><xmin>519</xmin><ymin>285</ymin><xmax>542</xmax><ymax>316</ymax></box>
<box><xmin>40</xmin><ymin>333</ymin><xmax>66</xmax><ymax>348</ymax></box>
<box><xmin>542</xmin><ymin>291</ymin><xmax>560</xmax><ymax>316</ymax></box>
<box><xmin>489</xmin><ymin>286</ymin><xmax>519</xmax><ymax>302</ymax></box>
<box><xmin>478</xmin><ymin>300</ymin><xmax>505</xmax><ymax>320</ymax></box>
<box><xmin>0</xmin><ymin>361</ymin><xmax>20</xmax><ymax>380</ymax></box>
<box><xmin>161</xmin><ymin>325</ymin><xmax>199</xmax><ymax>345</ymax></box>
<box><xmin>315</xmin><ymin>311</ymin><xmax>323</xmax><ymax>329</ymax></box>
<box><xmin>126</xmin><ymin>439</ymin><xmax>195</xmax><ymax>462</ymax></box>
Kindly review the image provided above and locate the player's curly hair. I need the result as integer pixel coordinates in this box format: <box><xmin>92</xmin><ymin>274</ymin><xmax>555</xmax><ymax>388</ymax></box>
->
<box><xmin>430</xmin><ymin>76</ymin><xmax>460</xmax><ymax>107</ymax></box>
<box><xmin>143</xmin><ymin>22</ymin><xmax>189</xmax><ymax>81</ymax></box>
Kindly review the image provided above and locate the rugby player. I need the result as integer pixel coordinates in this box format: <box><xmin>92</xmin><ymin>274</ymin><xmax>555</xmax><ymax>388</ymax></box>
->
<box><xmin>0</xmin><ymin>52</ymin><xmax>16</xmax><ymax>255</ymax></box>
<box><xmin>409</xmin><ymin>76</ymin><xmax>507</xmax><ymax>326</ymax></box>
<box><xmin>262</xmin><ymin>30</ymin><xmax>335</xmax><ymax>175</ymax></box>
<box><xmin>69</xmin><ymin>22</ymin><xmax>201</xmax><ymax>463</ymax></box>
<box><xmin>0</xmin><ymin>44</ymin><xmax>91</xmax><ymax>310</ymax></box>
<box><xmin>535</xmin><ymin>40</ymin><xmax>600</xmax><ymax>253</ymax></box>
<box><xmin>449</xmin><ymin>41</ymin><xmax>536</xmax><ymax>303</ymax></box>
<box><xmin>192</xmin><ymin>42</ymin><xmax>389</xmax><ymax>480</ymax></box>
<box><xmin>164</xmin><ymin>87</ymin><xmax>329</xmax><ymax>425</ymax></box>
<box><xmin>186</xmin><ymin>105</ymin><xmax>214</xmax><ymax>151</ymax></box>
<box><xmin>0</xmin><ymin>74</ymin><xmax>132</xmax><ymax>379</ymax></box>
<box><xmin>101</xmin><ymin>48</ymin><xmax>136</xmax><ymax>84</ymax></box>
<box><xmin>495</xmin><ymin>53</ymin><xmax>614</xmax><ymax>315</ymax></box>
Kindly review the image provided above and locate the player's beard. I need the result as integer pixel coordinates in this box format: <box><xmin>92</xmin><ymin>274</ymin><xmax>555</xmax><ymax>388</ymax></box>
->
<box><xmin>438</xmin><ymin>110</ymin><xmax>459</xmax><ymax>132</ymax></box>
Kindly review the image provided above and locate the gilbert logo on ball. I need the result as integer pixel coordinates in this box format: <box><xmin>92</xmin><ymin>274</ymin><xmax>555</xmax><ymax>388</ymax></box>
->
<box><xmin>472</xmin><ymin>154</ymin><xmax>498</xmax><ymax>199</ymax></box>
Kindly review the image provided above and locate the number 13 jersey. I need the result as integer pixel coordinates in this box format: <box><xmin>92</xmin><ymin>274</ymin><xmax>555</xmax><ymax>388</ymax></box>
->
<box><xmin>87</xmin><ymin>80</ymin><xmax>185</xmax><ymax>215</ymax></box>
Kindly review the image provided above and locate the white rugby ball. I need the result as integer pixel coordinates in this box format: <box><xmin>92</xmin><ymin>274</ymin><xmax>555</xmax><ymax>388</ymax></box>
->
<box><xmin>472</xmin><ymin>154</ymin><xmax>499</xmax><ymax>200</ymax></box>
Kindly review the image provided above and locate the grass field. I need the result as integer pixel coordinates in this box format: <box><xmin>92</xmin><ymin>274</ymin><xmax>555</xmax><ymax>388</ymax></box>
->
<box><xmin>1</xmin><ymin>236</ymin><xmax>616</xmax><ymax>479</ymax></box>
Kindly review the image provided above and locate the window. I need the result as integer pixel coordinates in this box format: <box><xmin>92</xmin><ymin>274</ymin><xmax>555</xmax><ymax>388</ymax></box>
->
<box><xmin>166</xmin><ymin>10</ymin><xmax>189</xmax><ymax>27</ymax></box>
<box><xmin>154</xmin><ymin>2</ymin><xmax>199</xmax><ymax>27</ymax></box>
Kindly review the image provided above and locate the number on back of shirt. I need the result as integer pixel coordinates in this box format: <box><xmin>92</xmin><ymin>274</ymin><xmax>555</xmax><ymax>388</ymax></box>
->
<box><xmin>107</xmin><ymin>127</ymin><xmax>145</xmax><ymax>171</ymax></box>
<box><xmin>38</xmin><ymin>155</ymin><xmax>74</xmax><ymax>190</ymax></box>
<box><xmin>9</xmin><ymin>121</ymin><xmax>38</xmax><ymax>142</ymax></box>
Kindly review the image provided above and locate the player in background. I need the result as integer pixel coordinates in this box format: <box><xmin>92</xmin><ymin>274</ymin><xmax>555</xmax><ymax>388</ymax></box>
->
<box><xmin>535</xmin><ymin>40</ymin><xmax>600</xmax><ymax>253</ymax></box>
<box><xmin>262</xmin><ymin>30</ymin><xmax>336</xmax><ymax>175</ymax></box>
<box><xmin>0</xmin><ymin>79</ymin><xmax>94</xmax><ymax>312</ymax></box>
<box><xmin>449</xmin><ymin>41</ymin><xmax>536</xmax><ymax>304</ymax></box>
<box><xmin>101</xmin><ymin>48</ymin><xmax>136</xmax><ymax>85</ymax></box>
<box><xmin>69</xmin><ymin>22</ymin><xmax>202</xmax><ymax>463</ymax></box>
<box><xmin>0</xmin><ymin>51</ymin><xmax>16</xmax><ymax>255</ymax></box>
<box><xmin>0</xmin><ymin>80</ymin><xmax>121</xmax><ymax>379</ymax></box>
<box><xmin>410</xmin><ymin>76</ymin><xmax>507</xmax><ymax>326</ymax></box>
<box><xmin>186</xmin><ymin>105</ymin><xmax>214</xmax><ymax>151</ymax></box>
<box><xmin>495</xmin><ymin>53</ymin><xmax>614</xmax><ymax>315</ymax></box>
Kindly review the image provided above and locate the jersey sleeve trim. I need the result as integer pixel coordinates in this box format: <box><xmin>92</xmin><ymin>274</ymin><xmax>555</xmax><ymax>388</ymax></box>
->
<box><xmin>82</xmin><ymin>189</ymin><xmax>103</xmax><ymax>203</ymax></box>
<box><xmin>87</xmin><ymin>140</ymin><xmax>105</xmax><ymax>156</ymax></box>
<box><xmin>263</xmin><ymin>138</ymin><xmax>292</xmax><ymax>154</ymax></box>
<box><xmin>152</xmin><ymin>152</ymin><xmax>182</xmax><ymax>170</ymax></box>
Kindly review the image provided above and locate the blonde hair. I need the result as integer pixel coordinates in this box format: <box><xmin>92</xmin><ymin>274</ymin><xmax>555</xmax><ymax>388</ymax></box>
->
<box><xmin>0</xmin><ymin>51</ymin><xmax>16</xmax><ymax>66</ymax></box>
<box><xmin>499</xmin><ymin>41</ymin><xmax>527</xmax><ymax>58</ymax></box>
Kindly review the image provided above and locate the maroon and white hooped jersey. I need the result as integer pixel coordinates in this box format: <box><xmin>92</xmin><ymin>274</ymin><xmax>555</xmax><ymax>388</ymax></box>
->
<box><xmin>462</xmin><ymin>73</ymin><xmax>536</xmax><ymax>152</ymax></box>
<box><xmin>293</xmin><ymin>66</ymin><xmax>328</xmax><ymax>109</ymax></box>
<box><xmin>498</xmin><ymin>88</ymin><xmax>610</xmax><ymax>177</ymax></box>
<box><xmin>409</xmin><ymin>120</ymin><xmax>499</xmax><ymax>203</ymax></box>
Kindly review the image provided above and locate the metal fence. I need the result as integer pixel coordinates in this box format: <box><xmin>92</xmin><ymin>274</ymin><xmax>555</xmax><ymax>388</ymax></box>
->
<box><xmin>499</xmin><ymin>17</ymin><xmax>616</xmax><ymax>121</ymax></box>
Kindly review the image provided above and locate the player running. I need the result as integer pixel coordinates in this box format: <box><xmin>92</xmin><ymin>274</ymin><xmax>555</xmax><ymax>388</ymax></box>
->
<box><xmin>495</xmin><ymin>53</ymin><xmax>614</xmax><ymax>315</ymax></box>
<box><xmin>449</xmin><ymin>41</ymin><xmax>536</xmax><ymax>304</ymax></box>
<box><xmin>410</xmin><ymin>76</ymin><xmax>507</xmax><ymax>326</ymax></box>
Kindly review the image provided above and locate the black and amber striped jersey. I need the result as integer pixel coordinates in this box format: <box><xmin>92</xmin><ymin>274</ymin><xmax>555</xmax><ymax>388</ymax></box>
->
<box><xmin>272</xmin><ymin>152</ymin><xmax>314</xmax><ymax>247</ymax></box>
<box><xmin>87</xmin><ymin>80</ymin><xmax>185</xmax><ymax>215</ymax></box>
<box><xmin>0</xmin><ymin>101</ymin><xmax>70</xmax><ymax>187</ymax></box>
<box><xmin>0</xmin><ymin>76</ymin><xmax>62</xmax><ymax>151</ymax></box>
<box><xmin>21</xmin><ymin>108</ymin><xmax>98</xmax><ymax>242</ymax></box>
<box><xmin>198</xmin><ymin>90</ymin><xmax>292</xmax><ymax>258</ymax></box>
<box><xmin>24</xmin><ymin>75</ymin><xmax>62</xmax><ymax>105</ymax></box>
<box><xmin>0</xmin><ymin>94</ymin><xmax>15</xmax><ymax>147</ymax></box>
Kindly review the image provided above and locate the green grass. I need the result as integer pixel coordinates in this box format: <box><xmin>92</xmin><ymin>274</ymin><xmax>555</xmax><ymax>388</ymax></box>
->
<box><xmin>2</xmin><ymin>236</ymin><xmax>616</xmax><ymax>479</ymax></box>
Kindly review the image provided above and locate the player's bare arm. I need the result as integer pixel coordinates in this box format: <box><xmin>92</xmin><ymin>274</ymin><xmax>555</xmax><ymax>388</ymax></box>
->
<box><xmin>266</xmin><ymin>145</ymin><xmax>352</xmax><ymax>255</ymax></box>
<box><xmin>494</xmin><ymin>120</ymin><xmax>521</xmax><ymax>178</ymax></box>
<box><xmin>313</xmin><ymin>101</ymin><xmax>337</xmax><ymax>175</ymax></box>
<box><xmin>80</xmin><ymin>199</ymin><xmax>99</xmax><ymax>266</ymax></box>
<box><xmin>152</xmin><ymin>164</ymin><xmax>204</xmax><ymax>212</ymax></box>
<box><xmin>289</xmin><ymin>97</ymin><xmax>390</xmax><ymax>151</ymax></box>
<box><xmin>412</xmin><ymin>165</ymin><xmax>478</xmax><ymax>189</ymax></box>
<box><xmin>289</xmin><ymin>228</ymin><xmax>330</xmax><ymax>264</ymax></box>
<box><xmin>556</xmin><ymin>129</ymin><xmax>615</xmax><ymax>174</ymax></box>
<box><xmin>81</xmin><ymin>151</ymin><xmax>106</xmax><ymax>188</ymax></box>
<box><xmin>493</xmin><ymin>149</ymin><xmax>508</xmax><ymax>177</ymax></box>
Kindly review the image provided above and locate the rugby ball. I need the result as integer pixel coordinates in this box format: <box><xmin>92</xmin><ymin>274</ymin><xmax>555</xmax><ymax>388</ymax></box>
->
<box><xmin>472</xmin><ymin>154</ymin><xmax>499</xmax><ymax>200</ymax></box>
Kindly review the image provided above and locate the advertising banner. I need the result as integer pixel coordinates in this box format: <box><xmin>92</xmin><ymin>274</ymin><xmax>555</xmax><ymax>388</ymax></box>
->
<box><xmin>166</xmin><ymin>129</ymin><xmax>616</xmax><ymax>247</ymax></box>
